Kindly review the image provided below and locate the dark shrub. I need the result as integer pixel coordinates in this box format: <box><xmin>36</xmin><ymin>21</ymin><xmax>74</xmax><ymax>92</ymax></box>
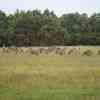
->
<box><xmin>97</xmin><ymin>50</ymin><xmax>100</xmax><ymax>55</ymax></box>
<box><xmin>82</xmin><ymin>50</ymin><xmax>93</xmax><ymax>56</ymax></box>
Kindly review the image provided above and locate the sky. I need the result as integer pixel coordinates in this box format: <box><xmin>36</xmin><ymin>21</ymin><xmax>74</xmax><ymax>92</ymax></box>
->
<box><xmin>0</xmin><ymin>0</ymin><xmax>100</xmax><ymax>16</ymax></box>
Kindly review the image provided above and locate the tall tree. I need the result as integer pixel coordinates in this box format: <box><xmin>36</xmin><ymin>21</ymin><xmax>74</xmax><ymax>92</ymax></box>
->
<box><xmin>0</xmin><ymin>10</ymin><xmax>8</xmax><ymax>46</ymax></box>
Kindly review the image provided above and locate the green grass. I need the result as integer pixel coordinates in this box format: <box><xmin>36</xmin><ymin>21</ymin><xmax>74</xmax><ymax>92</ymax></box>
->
<box><xmin>0</xmin><ymin>48</ymin><xmax>100</xmax><ymax>100</ymax></box>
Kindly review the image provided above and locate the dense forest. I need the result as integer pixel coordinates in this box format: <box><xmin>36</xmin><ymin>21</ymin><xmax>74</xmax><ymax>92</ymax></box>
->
<box><xmin>0</xmin><ymin>9</ymin><xmax>100</xmax><ymax>46</ymax></box>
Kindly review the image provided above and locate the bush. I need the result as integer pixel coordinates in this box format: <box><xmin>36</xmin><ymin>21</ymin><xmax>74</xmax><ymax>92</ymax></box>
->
<box><xmin>82</xmin><ymin>50</ymin><xmax>93</xmax><ymax>56</ymax></box>
<box><xmin>97</xmin><ymin>50</ymin><xmax>100</xmax><ymax>55</ymax></box>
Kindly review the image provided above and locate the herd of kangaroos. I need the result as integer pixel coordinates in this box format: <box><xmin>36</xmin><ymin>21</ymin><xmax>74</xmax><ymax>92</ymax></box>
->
<box><xmin>0</xmin><ymin>47</ymin><xmax>100</xmax><ymax>56</ymax></box>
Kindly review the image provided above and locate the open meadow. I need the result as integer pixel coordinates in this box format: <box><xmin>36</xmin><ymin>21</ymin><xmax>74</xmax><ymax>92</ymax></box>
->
<box><xmin>0</xmin><ymin>46</ymin><xmax>100</xmax><ymax>100</ymax></box>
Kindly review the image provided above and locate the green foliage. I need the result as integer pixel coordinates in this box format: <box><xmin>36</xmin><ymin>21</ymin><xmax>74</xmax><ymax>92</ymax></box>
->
<box><xmin>0</xmin><ymin>9</ymin><xmax>100</xmax><ymax>46</ymax></box>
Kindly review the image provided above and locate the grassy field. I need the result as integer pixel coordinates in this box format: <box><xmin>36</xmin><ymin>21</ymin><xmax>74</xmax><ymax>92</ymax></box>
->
<box><xmin>0</xmin><ymin>47</ymin><xmax>100</xmax><ymax>100</ymax></box>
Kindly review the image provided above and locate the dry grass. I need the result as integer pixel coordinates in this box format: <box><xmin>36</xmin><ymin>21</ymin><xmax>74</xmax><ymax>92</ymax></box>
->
<box><xmin>0</xmin><ymin>46</ymin><xmax>100</xmax><ymax>100</ymax></box>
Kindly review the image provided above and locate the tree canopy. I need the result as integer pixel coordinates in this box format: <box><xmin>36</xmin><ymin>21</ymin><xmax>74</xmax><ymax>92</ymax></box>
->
<box><xmin>0</xmin><ymin>9</ymin><xmax>100</xmax><ymax>46</ymax></box>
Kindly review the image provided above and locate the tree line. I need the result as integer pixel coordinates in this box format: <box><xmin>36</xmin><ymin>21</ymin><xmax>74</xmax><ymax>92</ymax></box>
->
<box><xmin>0</xmin><ymin>9</ymin><xmax>100</xmax><ymax>47</ymax></box>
